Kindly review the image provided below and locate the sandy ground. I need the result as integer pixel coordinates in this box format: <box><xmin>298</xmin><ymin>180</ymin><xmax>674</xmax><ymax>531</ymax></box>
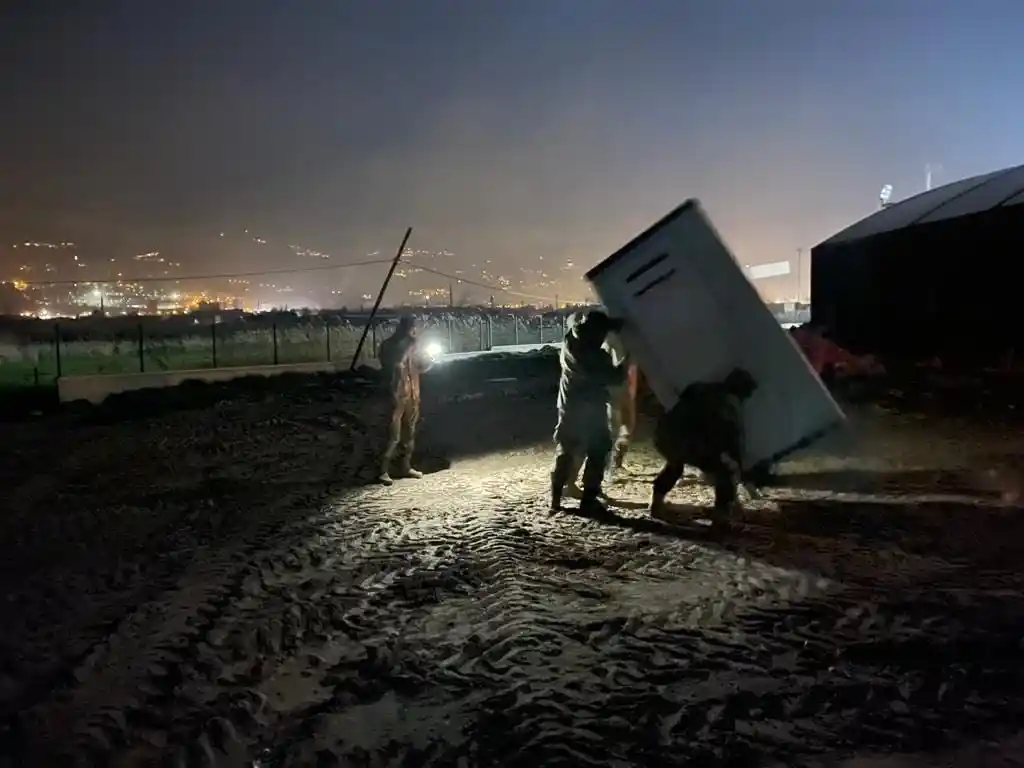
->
<box><xmin>2</xmin><ymin>367</ymin><xmax>1024</xmax><ymax>767</ymax></box>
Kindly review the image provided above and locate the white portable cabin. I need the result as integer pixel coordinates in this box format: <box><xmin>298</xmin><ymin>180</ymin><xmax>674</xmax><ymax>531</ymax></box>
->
<box><xmin>585</xmin><ymin>199</ymin><xmax>845</xmax><ymax>473</ymax></box>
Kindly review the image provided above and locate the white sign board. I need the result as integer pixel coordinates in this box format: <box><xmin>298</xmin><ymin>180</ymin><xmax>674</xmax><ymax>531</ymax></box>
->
<box><xmin>586</xmin><ymin>199</ymin><xmax>845</xmax><ymax>471</ymax></box>
<box><xmin>745</xmin><ymin>260</ymin><xmax>791</xmax><ymax>280</ymax></box>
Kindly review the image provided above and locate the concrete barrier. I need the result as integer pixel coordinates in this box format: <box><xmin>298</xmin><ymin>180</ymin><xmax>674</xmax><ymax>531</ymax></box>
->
<box><xmin>57</xmin><ymin>361</ymin><xmax>341</xmax><ymax>404</ymax></box>
<box><xmin>441</xmin><ymin>342</ymin><xmax>563</xmax><ymax>362</ymax></box>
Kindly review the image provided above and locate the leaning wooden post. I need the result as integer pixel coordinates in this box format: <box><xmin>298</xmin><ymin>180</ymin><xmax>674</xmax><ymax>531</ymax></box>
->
<box><xmin>350</xmin><ymin>227</ymin><xmax>412</xmax><ymax>370</ymax></box>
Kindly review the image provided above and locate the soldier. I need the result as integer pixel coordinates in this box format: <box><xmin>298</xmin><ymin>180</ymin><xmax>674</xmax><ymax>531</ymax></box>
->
<box><xmin>605</xmin><ymin>328</ymin><xmax>639</xmax><ymax>470</ymax></box>
<box><xmin>650</xmin><ymin>367</ymin><xmax>758</xmax><ymax>524</ymax></box>
<box><xmin>378</xmin><ymin>316</ymin><xmax>435</xmax><ymax>485</ymax></box>
<box><xmin>551</xmin><ymin>310</ymin><xmax>629</xmax><ymax>513</ymax></box>
<box><xmin>561</xmin><ymin>318</ymin><xmax>638</xmax><ymax>498</ymax></box>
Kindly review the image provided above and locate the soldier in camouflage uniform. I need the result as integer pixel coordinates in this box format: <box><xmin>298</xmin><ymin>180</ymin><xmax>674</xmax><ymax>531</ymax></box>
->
<box><xmin>551</xmin><ymin>310</ymin><xmax>629</xmax><ymax>513</ymax></box>
<box><xmin>560</xmin><ymin>316</ymin><xmax>638</xmax><ymax>499</ymax></box>
<box><xmin>650</xmin><ymin>367</ymin><xmax>758</xmax><ymax>522</ymax></box>
<box><xmin>377</xmin><ymin>316</ymin><xmax>435</xmax><ymax>485</ymax></box>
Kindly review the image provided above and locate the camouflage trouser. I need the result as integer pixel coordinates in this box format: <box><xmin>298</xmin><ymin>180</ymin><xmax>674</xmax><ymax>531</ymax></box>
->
<box><xmin>553</xmin><ymin>405</ymin><xmax>613</xmax><ymax>495</ymax></box>
<box><xmin>381</xmin><ymin>394</ymin><xmax>420</xmax><ymax>473</ymax></box>
<box><xmin>653</xmin><ymin>451</ymin><xmax>739</xmax><ymax>511</ymax></box>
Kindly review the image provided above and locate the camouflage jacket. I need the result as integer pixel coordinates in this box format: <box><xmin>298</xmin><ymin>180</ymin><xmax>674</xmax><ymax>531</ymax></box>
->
<box><xmin>379</xmin><ymin>333</ymin><xmax>432</xmax><ymax>399</ymax></box>
<box><xmin>655</xmin><ymin>381</ymin><xmax>746</xmax><ymax>468</ymax></box>
<box><xmin>557</xmin><ymin>330</ymin><xmax>626</xmax><ymax>417</ymax></box>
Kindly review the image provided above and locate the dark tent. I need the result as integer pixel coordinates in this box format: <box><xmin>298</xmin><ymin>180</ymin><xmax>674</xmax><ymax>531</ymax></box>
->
<box><xmin>811</xmin><ymin>163</ymin><xmax>1024</xmax><ymax>367</ymax></box>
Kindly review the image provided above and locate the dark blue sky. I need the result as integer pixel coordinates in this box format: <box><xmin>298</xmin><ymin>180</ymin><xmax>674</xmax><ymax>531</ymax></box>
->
<box><xmin>3</xmin><ymin>0</ymin><xmax>1024</xmax><ymax>298</ymax></box>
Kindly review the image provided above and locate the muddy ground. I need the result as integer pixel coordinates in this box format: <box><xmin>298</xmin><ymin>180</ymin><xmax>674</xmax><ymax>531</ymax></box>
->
<box><xmin>2</xmin><ymin>359</ymin><xmax>1024</xmax><ymax>767</ymax></box>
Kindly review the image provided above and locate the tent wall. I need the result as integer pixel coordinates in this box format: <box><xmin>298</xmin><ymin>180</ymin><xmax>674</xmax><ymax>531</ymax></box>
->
<box><xmin>811</xmin><ymin>207</ymin><xmax>1024</xmax><ymax>366</ymax></box>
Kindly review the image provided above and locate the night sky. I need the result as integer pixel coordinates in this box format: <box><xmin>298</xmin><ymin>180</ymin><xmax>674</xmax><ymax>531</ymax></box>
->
<box><xmin>4</xmin><ymin>0</ymin><xmax>1024</xmax><ymax>299</ymax></box>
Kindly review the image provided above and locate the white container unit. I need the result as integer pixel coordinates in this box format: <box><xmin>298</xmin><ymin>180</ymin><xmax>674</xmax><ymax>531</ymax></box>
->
<box><xmin>585</xmin><ymin>199</ymin><xmax>845</xmax><ymax>473</ymax></box>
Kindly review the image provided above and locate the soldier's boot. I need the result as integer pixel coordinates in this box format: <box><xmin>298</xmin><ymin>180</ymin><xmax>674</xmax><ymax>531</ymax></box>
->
<box><xmin>564</xmin><ymin>455</ymin><xmax>585</xmax><ymax>498</ymax></box>
<box><xmin>377</xmin><ymin>454</ymin><xmax>394</xmax><ymax>485</ymax></box>
<box><xmin>711</xmin><ymin>473</ymin><xmax>741</xmax><ymax>529</ymax></box>
<box><xmin>650</xmin><ymin>460</ymin><xmax>685</xmax><ymax>517</ymax></box>
<box><xmin>580</xmin><ymin>450</ymin><xmax>611</xmax><ymax>515</ymax></box>
<box><xmin>580</xmin><ymin>488</ymin><xmax>609</xmax><ymax>516</ymax></box>
<box><xmin>550</xmin><ymin>454</ymin><xmax>576</xmax><ymax>511</ymax></box>
<box><xmin>395</xmin><ymin>446</ymin><xmax>423</xmax><ymax>478</ymax></box>
<box><xmin>649</xmin><ymin>490</ymin><xmax>668</xmax><ymax>517</ymax></box>
<box><xmin>550</xmin><ymin>475</ymin><xmax>563</xmax><ymax>512</ymax></box>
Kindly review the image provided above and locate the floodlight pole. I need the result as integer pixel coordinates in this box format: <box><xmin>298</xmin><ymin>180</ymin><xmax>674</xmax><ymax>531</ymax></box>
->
<box><xmin>350</xmin><ymin>227</ymin><xmax>413</xmax><ymax>370</ymax></box>
<box><xmin>796</xmin><ymin>247</ymin><xmax>803</xmax><ymax>304</ymax></box>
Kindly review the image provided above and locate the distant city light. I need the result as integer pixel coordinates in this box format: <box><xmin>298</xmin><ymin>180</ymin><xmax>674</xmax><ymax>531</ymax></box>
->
<box><xmin>4</xmin><ymin>227</ymin><xmax>795</xmax><ymax>314</ymax></box>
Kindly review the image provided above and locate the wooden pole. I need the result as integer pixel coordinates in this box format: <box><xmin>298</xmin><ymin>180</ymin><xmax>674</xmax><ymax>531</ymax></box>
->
<box><xmin>350</xmin><ymin>227</ymin><xmax>412</xmax><ymax>370</ymax></box>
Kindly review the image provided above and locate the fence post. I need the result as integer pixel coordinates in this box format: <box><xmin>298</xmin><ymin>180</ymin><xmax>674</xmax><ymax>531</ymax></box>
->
<box><xmin>371</xmin><ymin>321</ymin><xmax>378</xmax><ymax>359</ymax></box>
<box><xmin>272</xmin><ymin>323</ymin><xmax>279</xmax><ymax>365</ymax></box>
<box><xmin>325</xmin><ymin>322</ymin><xmax>332</xmax><ymax>362</ymax></box>
<box><xmin>479</xmin><ymin>316</ymin><xmax>485</xmax><ymax>351</ymax></box>
<box><xmin>211</xmin><ymin>320</ymin><xmax>218</xmax><ymax>368</ymax></box>
<box><xmin>514</xmin><ymin>315</ymin><xmax>520</xmax><ymax>345</ymax></box>
<box><xmin>137</xmin><ymin>323</ymin><xmax>145</xmax><ymax>373</ymax></box>
<box><xmin>539</xmin><ymin>315</ymin><xmax>544</xmax><ymax>345</ymax></box>
<box><xmin>447</xmin><ymin>316</ymin><xmax>453</xmax><ymax>353</ymax></box>
<box><xmin>54</xmin><ymin>323</ymin><xmax>62</xmax><ymax>379</ymax></box>
<box><xmin>487</xmin><ymin>314</ymin><xmax>493</xmax><ymax>350</ymax></box>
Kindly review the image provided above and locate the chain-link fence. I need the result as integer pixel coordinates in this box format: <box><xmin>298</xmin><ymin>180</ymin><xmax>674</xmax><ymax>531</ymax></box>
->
<box><xmin>0</xmin><ymin>312</ymin><xmax>573</xmax><ymax>390</ymax></box>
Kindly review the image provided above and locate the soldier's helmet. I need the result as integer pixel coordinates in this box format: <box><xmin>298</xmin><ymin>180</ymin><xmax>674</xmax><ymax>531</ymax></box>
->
<box><xmin>723</xmin><ymin>367</ymin><xmax>757</xmax><ymax>399</ymax></box>
<box><xmin>578</xmin><ymin>309</ymin><xmax>624</xmax><ymax>336</ymax></box>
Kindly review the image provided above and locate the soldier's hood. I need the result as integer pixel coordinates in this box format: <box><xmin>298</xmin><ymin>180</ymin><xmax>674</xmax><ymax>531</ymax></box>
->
<box><xmin>566</xmin><ymin>308</ymin><xmax>622</xmax><ymax>337</ymax></box>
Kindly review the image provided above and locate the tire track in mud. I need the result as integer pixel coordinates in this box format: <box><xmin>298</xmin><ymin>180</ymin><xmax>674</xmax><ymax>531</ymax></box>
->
<box><xmin>20</xmin><ymin>444</ymin><xmax>1024</xmax><ymax>766</ymax></box>
<box><xmin>0</xmin><ymin>398</ymin><xmax>368</xmax><ymax>719</ymax></box>
<box><xmin>110</xmin><ymin>454</ymin><xmax>841</xmax><ymax>765</ymax></box>
<box><xmin>8</xmin><ymin>406</ymin><xmax>377</xmax><ymax>767</ymax></box>
<box><xmin>3</xmin><ymin>380</ymin><xmax>550</xmax><ymax>765</ymax></box>
<box><xmin>12</xmin><ymin>490</ymin><xmax>331</xmax><ymax>765</ymax></box>
<box><xmin>259</xmin><ymin>458</ymin><xmax>1024</xmax><ymax>767</ymax></box>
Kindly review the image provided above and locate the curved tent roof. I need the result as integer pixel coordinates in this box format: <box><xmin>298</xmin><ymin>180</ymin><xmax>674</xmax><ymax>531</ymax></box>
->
<box><xmin>817</xmin><ymin>163</ymin><xmax>1024</xmax><ymax>249</ymax></box>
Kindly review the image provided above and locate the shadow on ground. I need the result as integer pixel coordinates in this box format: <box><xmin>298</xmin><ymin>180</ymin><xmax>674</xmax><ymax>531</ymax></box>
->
<box><xmin>561</xmin><ymin>470</ymin><xmax>1024</xmax><ymax>587</ymax></box>
<box><xmin>767</xmin><ymin>468</ymin><xmax>1000</xmax><ymax>496</ymax></box>
<box><xmin>752</xmin><ymin>496</ymin><xmax>1024</xmax><ymax>568</ymax></box>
